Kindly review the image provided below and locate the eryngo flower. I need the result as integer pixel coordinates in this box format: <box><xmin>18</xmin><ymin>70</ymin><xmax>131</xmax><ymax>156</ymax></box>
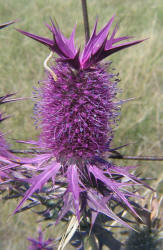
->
<box><xmin>0</xmin><ymin>94</ymin><xmax>16</xmax><ymax>159</ymax></box>
<box><xmin>0</xmin><ymin>94</ymin><xmax>25</xmax><ymax>182</ymax></box>
<box><xmin>15</xmin><ymin>16</ymin><xmax>149</xmax><ymax>228</ymax></box>
<box><xmin>28</xmin><ymin>228</ymin><xmax>54</xmax><ymax>250</ymax></box>
<box><xmin>0</xmin><ymin>23</ymin><xmax>27</xmax><ymax>183</ymax></box>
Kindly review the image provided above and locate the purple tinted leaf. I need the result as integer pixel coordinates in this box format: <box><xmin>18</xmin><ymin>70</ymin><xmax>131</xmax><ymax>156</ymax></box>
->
<box><xmin>16</xmin><ymin>29</ymin><xmax>54</xmax><ymax>48</ymax></box>
<box><xmin>69</xmin><ymin>26</ymin><xmax>77</xmax><ymax>54</ymax></box>
<box><xmin>105</xmin><ymin>23</ymin><xmax>133</xmax><ymax>49</ymax></box>
<box><xmin>16</xmin><ymin>139</ymin><xmax>37</xmax><ymax>145</ymax></box>
<box><xmin>90</xmin><ymin>211</ymin><xmax>98</xmax><ymax>231</ymax></box>
<box><xmin>28</xmin><ymin>238</ymin><xmax>38</xmax><ymax>244</ymax></box>
<box><xmin>0</xmin><ymin>93</ymin><xmax>15</xmax><ymax>104</ymax></box>
<box><xmin>81</xmin><ymin>15</ymin><xmax>115</xmax><ymax>67</ymax></box>
<box><xmin>0</xmin><ymin>115</ymin><xmax>9</xmax><ymax>122</ymax></box>
<box><xmin>14</xmin><ymin>161</ymin><xmax>61</xmax><ymax>213</ymax></box>
<box><xmin>0</xmin><ymin>171</ymin><xmax>9</xmax><ymax>179</ymax></box>
<box><xmin>80</xmin><ymin>18</ymin><xmax>98</xmax><ymax>62</ymax></box>
<box><xmin>111</xmin><ymin>165</ymin><xmax>153</xmax><ymax>191</ymax></box>
<box><xmin>99</xmin><ymin>39</ymin><xmax>146</xmax><ymax>61</ymax></box>
<box><xmin>111</xmin><ymin>35</ymin><xmax>134</xmax><ymax>46</ymax></box>
<box><xmin>89</xmin><ymin>165</ymin><xmax>141</xmax><ymax>219</ymax></box>
<box><xmin>62</xmin><ymin>49</ymin><xmax>80</xmax><ymax>69</ymax></box>
<box><xmin>81</xmin><ymin>17</ymin><xmax>145</xmax><ymax>68</ymax></box>
<box><xmin>17</xmin><ymin>21</ymin><xmax>79</xmax><ymax>68</ymax></box>
<box><xmin>49</xmin><ymin>19</ymin><xmax>77</xmax><ymax>58</ymax></box>
<box><xmin>104</xmin><ymin>24</ymin><xmax>118</xmax><ymax>50</ymax></box>
<box><xmin>50</xmin><ymin>19</ymin><xmax>75</xmax><ymax>58</ymax></box>
<box><xmin>0</xmin><ymin>20</ymin><xmax>16</xmax><ymax>29</ymax></box>
<box><xmin>0</xmin><ymin>155</ymin><xmax>12</xmax><ymax>164</ymax></box>
<box><xmin>0</xmin><ymin>162</ymin><xmax>19</xmax><ymax>172</ymax></box>
<box><xmin>18</xmin><ymin>153</ymin><xmax>52</xmax><ymax>164</ymax></box>
<box><xmin>17</xmin><ymin>16</ymin><xmax>145</xmax><ymax>69</ymax></box>
<box><xmin>91</xmin><ymin>15</ymin><xmax>115</xmax><ymax>54</ymax></box>
<box><xmin>67</xmin><ymin>165</ymin><xmax>80</xmax><ymax>220</ymax></box>
<box><xmin>56</xmin><ymin>192</ymin><xmax>73</xmax><ymax>224</ymax></box>
<box><xmin>87</xmin><ymin>189</ymin><xmax>134</xmax><ymax>229</ymax></box>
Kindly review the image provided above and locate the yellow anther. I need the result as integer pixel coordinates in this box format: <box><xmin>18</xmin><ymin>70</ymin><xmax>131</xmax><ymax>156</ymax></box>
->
<box><xmin>43</xmin><ymin>51</ymin><xmax>57</xmax><ymax>81</ymax></box>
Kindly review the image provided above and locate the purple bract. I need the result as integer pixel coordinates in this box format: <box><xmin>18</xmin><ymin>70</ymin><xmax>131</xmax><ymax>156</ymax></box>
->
<box><xmin>17</xmin><ymin>15</ymin><xmax>145</xmax><ymax>70</ymax></box>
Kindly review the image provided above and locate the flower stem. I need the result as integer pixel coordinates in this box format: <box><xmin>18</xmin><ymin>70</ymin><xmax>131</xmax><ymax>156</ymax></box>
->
<box><xmin>81</xmin><ymin>0</ymin><xmax>90</xmax><ymax>43</ymax></box>
<box><xmin>9</xmin><ymin>149</ymin><xmax>163</xmax><ymax>161</ymax></box>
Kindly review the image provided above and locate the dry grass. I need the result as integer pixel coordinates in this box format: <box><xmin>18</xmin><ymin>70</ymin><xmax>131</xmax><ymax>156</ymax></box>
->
<box><xmin>0</xmin><ymin>0</ymin><xmax>162</xmax><ymax>249</ymax></box>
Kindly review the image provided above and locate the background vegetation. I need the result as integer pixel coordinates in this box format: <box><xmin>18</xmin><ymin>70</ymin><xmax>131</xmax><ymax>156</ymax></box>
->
<box><xmin>0</xmin><ymin>0</ymin><xmax>162</xmax><ymax>249</ymax></box>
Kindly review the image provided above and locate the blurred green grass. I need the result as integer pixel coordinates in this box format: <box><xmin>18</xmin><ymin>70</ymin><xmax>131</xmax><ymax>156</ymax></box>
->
<box><xmin>0</xmin><ymin>0</ymin><xmax>162</xmax><ymax>249</ymax></box>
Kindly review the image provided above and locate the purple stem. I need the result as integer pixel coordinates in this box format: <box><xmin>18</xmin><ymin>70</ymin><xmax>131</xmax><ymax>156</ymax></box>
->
<box><xmin>81</xmin><ymin>0</ymin><xmax>90</xmax><ymax>42</ymax></box>
<box><xmin>9</xmin><ymin>149</ymin><xmax>163</xmax><ymax>161</ymax></box>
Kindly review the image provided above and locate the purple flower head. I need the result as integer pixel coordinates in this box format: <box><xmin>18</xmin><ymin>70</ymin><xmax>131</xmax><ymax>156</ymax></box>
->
<box><xmin>28</xmin><ymin>228</ymin><xmax>54</xmax><ymax>250</ymax></box>
<box><xmin>0</xmin><ymin>130</ymin><xmax>20</xmax><ymax>182</ymax></box>
<box><xmin>0</xmin><ymin>94</ymin><xmax>14</xmax><ymax>159</ymax></box>
<box><xmin>37</xmin><ymin>61</ymin><xmax>118</xmax><ymax>162</ymax></box>
<box><xmin>15</xmin><ymin>16</ymin><xmax>149</xmax><ymax>229</ymax></box>
<box><xmin>17</xmin><ymin>15</ymin><xmax>145</xmax><ymax>162</ymax></box>
<box><xmin>0</xmin><ymin>94</ymin><xmax>25</xmax><ymax>182</ymax></box>
<box><xmin>0</xmin><ymin>94</ymin><xmax>20</xmax><ymax>158</ymax></box>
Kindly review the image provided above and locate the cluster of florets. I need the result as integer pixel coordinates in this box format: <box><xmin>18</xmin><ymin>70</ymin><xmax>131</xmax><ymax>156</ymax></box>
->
<box><xmin>37</xmin><ymin>60</ymin><xmax>119</xmax><ymax>161</ymax></box>
<box><xmin>18</xmin><ymin>15</ymin><xmax>143</xmax><ymax>163</ymax></box>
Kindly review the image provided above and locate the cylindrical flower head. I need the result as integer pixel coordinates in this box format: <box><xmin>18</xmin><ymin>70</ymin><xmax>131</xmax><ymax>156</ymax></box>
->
<box><xmin>17</xmin><ymin>15</ymin><xmax>144</xmax><ymax>163</ymax></box>
<box><xmin>38</xmin><ymin>61</ymin><xmax>118</xmax><ymax>162</ymax></box>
